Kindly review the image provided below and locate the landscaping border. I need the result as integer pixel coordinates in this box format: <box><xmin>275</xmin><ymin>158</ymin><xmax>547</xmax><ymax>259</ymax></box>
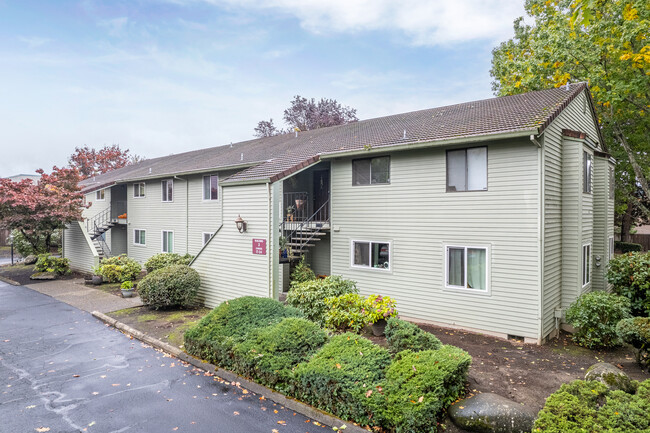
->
<box><xmin>0</xmin><ymin>275</ymin><xmax>20</xmax><ymax>286</ymax></box>
<box><xmin>92</xmin><ymin>310</ymin><xmax>369</xmax><ymax>433</ymax></box>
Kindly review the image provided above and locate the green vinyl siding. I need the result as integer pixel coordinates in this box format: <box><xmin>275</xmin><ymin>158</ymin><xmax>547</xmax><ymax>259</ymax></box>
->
<box><xmin>592</xmin><ymin>156</ymin><xmax>614</xmax><ymax>291</ymax></box>
<box><xmin>63</xmin><ymin>221</ymin><xmax>99</xmax><ymax>273</ymax></box>
<box><xmin>191</xmin><ymin>183</ymin><xmax>271</xmax><ymax>307</ymax></box>
<box><xmin>542</xmin><ymin>91</ymin><xmax>604</xmax><ymax>337</ymax></box>
<box><xmin>330</xmin><ymin>139</ymin><xmax>541</xmax><ymax>340</ymax></box>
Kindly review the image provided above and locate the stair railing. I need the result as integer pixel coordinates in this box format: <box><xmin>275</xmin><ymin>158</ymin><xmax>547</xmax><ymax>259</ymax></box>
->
<box><xmin>86</xmin><ymin>206</ymin><xmax>112</xmax><ymax>238</ymax></box>
<box><xmin>94</xmin><ymin>228</ymin><xmax>112</xmax><ymax>258</ymax></box>
<box><xmin>280</xmin><ymin>198</ymin><xmax>330</xmax><ymax>258</ymax></box>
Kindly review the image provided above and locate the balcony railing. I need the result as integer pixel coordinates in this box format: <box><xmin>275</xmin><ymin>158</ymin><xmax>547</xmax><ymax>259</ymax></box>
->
<box><xmin>284</xmin><ymin>192</ymin><xmax>312</xmax><ymax>222</ymax></box>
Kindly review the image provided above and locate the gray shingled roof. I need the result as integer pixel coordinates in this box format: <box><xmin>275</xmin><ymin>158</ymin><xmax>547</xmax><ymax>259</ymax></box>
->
<box><xmin>80</xmin><ymin>83</ymin><xmax>593</xmax><ymax>192</ymax></box>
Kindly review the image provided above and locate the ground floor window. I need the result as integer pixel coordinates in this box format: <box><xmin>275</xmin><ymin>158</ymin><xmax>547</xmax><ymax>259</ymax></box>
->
<box><xmin>134</xmin><ymin>229</ymin><xmax>146</xmax><ymax>246</ymax></box>
<box><xmin>446</xmin><ymin>245</ymin><xmax>488</xmax><ymax>292</ymax></box>
<box><xmin>351</xmin><ymin>240</ymin><xmax>390</xmax><ymax>270</ymax></box>
<box><xmin>582</xmin><ymin>244</ymin><xmax>591</xmax><ymax>287</ymax></box>
<box><xmin>162</xmin><ymin>230</ymin><xmax>174</xmax><ymax>253</ymax></box>
<box><xmin>203</xmin><ymin>232</ymin><xmax>213</xmax><ymax>246</ymax></box>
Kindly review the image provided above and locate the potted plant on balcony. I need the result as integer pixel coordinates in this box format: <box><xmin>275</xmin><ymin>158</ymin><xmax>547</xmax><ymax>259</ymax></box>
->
<box><xmin>286</xmin><ymin>205</ymin><xmax>295</xmax><ymax>222</ymax></box>
<box><xmin>121</xmin><ymin>280</ymin><xmax>136</xmax><ymax>298</ymax></box>
<box><xmin>365</xmin><ymin>294</ymin><xmax>398</xmax><ymax>336</ymax></box>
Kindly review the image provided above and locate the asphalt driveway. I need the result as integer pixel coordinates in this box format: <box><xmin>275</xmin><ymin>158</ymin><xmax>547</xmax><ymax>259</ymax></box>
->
<box><xmin>0</xmin><ymin>282</ymin><xmax>328</xmax><ymax>433</ymax></box>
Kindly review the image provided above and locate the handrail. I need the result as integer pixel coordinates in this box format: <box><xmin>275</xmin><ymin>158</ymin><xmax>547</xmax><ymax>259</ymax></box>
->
<box><xmin>280</xmin><ymin>198</ymin><xmax>330</xmax><ymax>258</ymax></box>
<box><xmin>93</xmin><ymin>221</ymin><xmax>112</xmax><ymax>257</ymax></box>
<box><xmin>86</xmin><ymin>206</ymin><xmax>111</xmax><ymax>236</ymax></box>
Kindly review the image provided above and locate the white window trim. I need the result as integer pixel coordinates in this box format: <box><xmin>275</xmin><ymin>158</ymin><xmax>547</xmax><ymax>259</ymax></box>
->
<box><xmin>609</xmin><ymin>236</ymin><xmax>614</xmax><ymax>261</ymax></box>
<box><xmin>444</xmin><ymin>244</ymin><xmax>491</xmax><ymax>295</ymax></box>
<box><xmin>582</xmin><ymin>243</ymin><xmax>592</xmax><ymax>288</ymax></box>
<box><xmin>349</xmin><ymin>239</ymin><xmax>391</xmax><ymax>272</ymax></box>
<box><xmin>133</xmin><ymin>229</ymin><xmax>146</xmax><ymax>247</ymax></box>
<box><xmin>161</xmin><ymin>230</ymin><xmax>174</xmax><ymax>253</ymax></box>
<box><xmin>202</xmin><ymin>232</ymin><xmax>213</xmax><ymax>246</ymax></box>
<box><xmin>202</xmin><ymin>174</ymin><xmax>220</xmax><ymax>201</ymax></box>
<box><xmin>133</xmin><ymin>182</ymin><xmax>146</xmax><ymax>199</ymax></box>
<box><xmin>583</xmin><ymin>151</ymin><xmax>593</xmax><ymax>194</ymax></box>
<box><xmin>446</xmin><ymin>146</ymin><xmax>488</xmax><ymax>193</ymax></box>
<box><xmin>95</xmin><ymin>189</ymin><xmax>105</xmax><ymax>201</ymax></box>
<box><xmin>351</xmin><ymin>156</ymin><xmax>391</xmax><ymax>187</ymax></box>
<box><xmin>161</xmin><ymin>179</ymin><xmax>174</xmax><ymax>203</ymax></box>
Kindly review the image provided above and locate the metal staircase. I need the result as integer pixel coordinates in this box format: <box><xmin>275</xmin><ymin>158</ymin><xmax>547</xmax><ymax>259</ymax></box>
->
<box><xmin>86</xmin><ymin>207</ymin><xmax>116</xmax><ymax>259</ymax></box>
<box><xmin>280</xmin><ymin>199</ymin><xmax>329</xmax><ymax>262</ymax></box>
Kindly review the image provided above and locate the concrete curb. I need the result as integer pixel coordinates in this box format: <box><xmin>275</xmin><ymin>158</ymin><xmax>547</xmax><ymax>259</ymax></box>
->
<box><xmin>0</xmin><ymin>275</ymin><xmax>21</xmax><ymax>286</ymax></box>
<box><xmin>92</xmin><ymin>310</ymin><xmax>369</xmax><ymax>433</ymax></box>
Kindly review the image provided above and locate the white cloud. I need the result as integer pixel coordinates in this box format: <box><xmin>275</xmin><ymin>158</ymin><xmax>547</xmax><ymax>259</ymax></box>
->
<box><xmin>98</xmin><ymin>17</ymin><xmax>129</xmax><ymax>37</ymax></box>
<box><xmin>17</xmin><ymin>36</ymin><xmax>51</xmax><ymax>48</ymax></box>
<box><xmin>200</xmin><ymin>0</ymin><xmax>524</xmax><ymax>45</ymax></box>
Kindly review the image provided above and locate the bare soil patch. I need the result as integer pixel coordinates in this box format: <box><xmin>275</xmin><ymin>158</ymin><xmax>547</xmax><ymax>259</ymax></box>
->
<box><xmin>0</xmin><ymin>263</ymin><xmax>81</xmax><ymax>286</ymax></box>
<box><xmin>108</xmin><ymin>306</ymin><xmax>210</xmax><ymax>348</ymax></box>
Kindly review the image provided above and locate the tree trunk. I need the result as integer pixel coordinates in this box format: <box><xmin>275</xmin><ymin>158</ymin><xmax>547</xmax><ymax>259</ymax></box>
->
<box><xmin>20</xmin><ymin>228</ymin><xmax>40</xmax><ymax>252</ymax></box>
<box><xmin>614</xmin><ymin>123</ymin><xmax>650</xmax><ymax>201</ymax></box>
<box><xmin>621</xmin><ymin>201</ymin><xmax>634</xmax><ymax>242</ymax></box>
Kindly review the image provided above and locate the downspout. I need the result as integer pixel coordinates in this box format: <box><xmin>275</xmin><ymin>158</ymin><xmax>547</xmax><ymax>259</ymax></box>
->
<box><xmin>531</xmin><ymin>134</ymin><xmax>545</xmax><ymax>344</ymax></box>
<box><xmin>267</xmin><ymin>182</ymin><xmax>273</xmax><ymax>299</ymax></box>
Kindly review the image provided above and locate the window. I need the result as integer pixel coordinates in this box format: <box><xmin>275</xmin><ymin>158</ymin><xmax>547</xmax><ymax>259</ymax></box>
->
<box><xmin>583</xmin><ymin>151</ymin><xmax>592</xmax><ymax>193</ymax></box>
<box><xmin>609</xmin><ymin>166</ymin><xmax>615</xmax><ymax>199</ymax></box>
<box><xmin>446</xmin><ymin>246</ymin><xmax>488</xmax><ymax>292</ymax></box>
<box><xmin>351</xmin><ymin>240</ymin><xmax>390</xmax><ymax>270</ymax></box>
<box><xmin>96</xmin><ymin>189</ymin><xmax>105</xmax><ymax>201</ymax></box>
<box><xmin>134</xmin><ymin>229</ymin><xmax>146</xmax><ymax>246</ymax></box>
<box><xmin>203</xmin><ymin>232</ymin><xmax>213</xmax><ymax>246</ymax></box>
<box><xmin>134</xmin><ymin>182</ymin><xmax>145</xmax><ymax>198</ymax></box>
<box><xmin>609</xmin><ymin>237</ymin><xmax>614</xmax><ymax>261</ymax></box>
<box><xmin>162</xmin><ymin>231</ymin><xmax>174</xmax><ymax>253</ymax></box>
<box><xmin>582</xmin><ymin>244</ymin><xmax>591</xmax><ymax>287</ymax></box>
<box><xmin>161</xmin><ymin>179</ymin><xmax>173</xmax><ymax>202</ymax></box>
<box><xmin>446</xmin><ymin>147</ymin><xmax>487</xmax><ymax>192</ymax></box>
<box><xmin>352</xmin><ymin>156</ymin><xmax>390</xmax><ymax>185</ymax></box>
<box><xmin>203</xmin><ymin>175</ymin><xmax>219</xmax><ymax>200</ymax></box>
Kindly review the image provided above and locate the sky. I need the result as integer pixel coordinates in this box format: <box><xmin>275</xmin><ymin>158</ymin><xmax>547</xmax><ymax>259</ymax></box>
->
<box><xmin>0</xmin><ymin>0</ymin><xmax>527</xmax><ymax>177</ymax></box>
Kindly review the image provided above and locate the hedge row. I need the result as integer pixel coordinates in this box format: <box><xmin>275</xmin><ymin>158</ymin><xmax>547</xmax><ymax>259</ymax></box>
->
<box><xmin>184</xmin><ymin>296</ymin><xmax>471</xmax><ymax>430</ymax></box>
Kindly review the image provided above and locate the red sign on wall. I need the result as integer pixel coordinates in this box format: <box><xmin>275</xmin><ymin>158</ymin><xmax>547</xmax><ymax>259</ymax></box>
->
<box><xmin>252</xmin><ymin>238</ymin><xmax>267</xmax><ymax>255</ymax></box>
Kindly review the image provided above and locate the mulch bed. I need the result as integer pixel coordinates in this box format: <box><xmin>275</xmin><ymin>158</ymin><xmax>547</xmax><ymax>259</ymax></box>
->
<box><xmin>417</xmin><ymin>323</ymin><xmax>649</xmax><ymax>413</ymax></box>
<box><xmin>0</xmin><ymin>263</ymin><xmax>82</xmax><ymax>286</ymax></box>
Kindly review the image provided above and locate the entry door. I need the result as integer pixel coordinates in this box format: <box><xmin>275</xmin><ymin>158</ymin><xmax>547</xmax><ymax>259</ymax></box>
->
<box><xmin>312</xmin><ymin>170</ymin><xmax>330</xmax><ymax>217</ymax></box>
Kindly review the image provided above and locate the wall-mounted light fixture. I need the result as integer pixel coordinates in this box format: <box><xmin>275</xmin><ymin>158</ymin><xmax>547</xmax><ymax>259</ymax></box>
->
<box><xmin>234</xmin><ymin>214</ymin><xmax>247</xmax><ymax>233</ymax></box>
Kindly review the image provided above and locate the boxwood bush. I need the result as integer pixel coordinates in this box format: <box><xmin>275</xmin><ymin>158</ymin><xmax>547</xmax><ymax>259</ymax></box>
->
<box><xmin>614</xmin><ymin>241</ymin><xmax>643</xmax><ymax>254</ymax></box>
<box><xmin>232</xmin><ymin>317</ymin><xmax>327</xmax><ymax>391</ymax></box>
<box><xmin>384</xmin><ymin>318</ymin><xmax>442</xmax><ymax>353</ymax></box>
<box><xmin>138</xmin><ymin>264</ymin><xmax>199</xmax><ymax>309</ymax></box>
<box><xmin>293</xmin><ymin>333</ymin><xmax>391</xmax><ymax>427</ymax></box>
<box><xmin>565</xmin><ymin>291</ymin><xmax>631</xmax><ymax>349</ymax></box>
<box><xmin>98</xmin><ymin>254</ymin><xmax>141</xmax><ymax>283</ymax></box>
<box><xmin>607</xmin><ymin>252</ymin><xmax>650</xmax><ymax>316</ymax></box>
<box><xmin>533</xmin><ymin>379</ymin><xmax>650</xmax><ymax>432</ymax></box>
<box><xmin>383</xmin><ymin>346</ymin><xmax>472</xmax><ymax>432</ymax></box>
<box><xmin>34</xmin><ymin>254</ymin><xmax>70</xmax><ymax>275</ymax></box>
<box><xmin>144</xmin><ymin>253</ymin><xmax>194</xmax><ymax>273</ymax></box>
<box><xmin>617</xmin><ymin>317</ymin><xmax>650</xmax><ymax>369</ymax></box>
<box><xmin>184</xmin><ymin>296</ymin><xmax>302</xmax><ymax>368</ymax></box>
<box><xmin>286</xmin><ymin>275</ymin><xmax>357</xmax><ymax>326</ymax></box>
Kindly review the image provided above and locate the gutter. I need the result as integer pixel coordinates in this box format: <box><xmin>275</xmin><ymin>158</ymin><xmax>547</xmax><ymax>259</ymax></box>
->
<box><xmin>319</xmin><ymin>129</ymin><xmax>539</xmax><ymax>160</ymax></box>
<box><xmin>221</xmin><ymin>178</ymin><xmax>271</xmax><ymax>187</ymax></box>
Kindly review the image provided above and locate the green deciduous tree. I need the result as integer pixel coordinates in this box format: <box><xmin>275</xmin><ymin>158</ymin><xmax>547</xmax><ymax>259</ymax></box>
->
<box><xmin>491</xmin><ymin>0</ymin><xmax>650</xmax><ymax>237</ymax></box>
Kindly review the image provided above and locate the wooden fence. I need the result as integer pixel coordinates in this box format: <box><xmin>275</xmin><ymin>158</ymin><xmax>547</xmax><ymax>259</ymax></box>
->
<box><xmin>628</xmin><ymin>234</ymin><xmax>650</xmax><ymax>251</ymax></box>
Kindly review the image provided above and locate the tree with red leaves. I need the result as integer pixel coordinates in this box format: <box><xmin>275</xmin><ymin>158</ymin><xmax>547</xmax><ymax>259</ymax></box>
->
<box><xmin>0</xmin><ymin>167</ymin><xmax>84</xmax><ymax>253</ymax></box>
<box><xmin>68</xmin><ymin>144</ymin><xmax>138</xmax><ymax>179</ymax></box>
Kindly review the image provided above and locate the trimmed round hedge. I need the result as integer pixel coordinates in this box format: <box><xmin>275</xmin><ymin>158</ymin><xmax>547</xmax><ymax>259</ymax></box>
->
<box><xmin>144</xmin><ymin>253</ymin><xmax>194</xmax><ymax>273</ymax></box>
<box><xmin>137</xmin><ymin>264</ymin><xmax>199</xmax><ymax>309</ymax></box>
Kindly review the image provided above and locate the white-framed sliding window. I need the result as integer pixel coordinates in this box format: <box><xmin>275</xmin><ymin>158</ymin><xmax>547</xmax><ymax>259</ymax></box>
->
<box><xmin>352</xmin><ymin>156</ymin><xmax>390</xmax><ymax>186</ymax></box>
<box><xmin>133</xmin><ymin>229</ymin><xmax>146</xmax><ymax>246</ymax></box>
<box><xmin>202</xmin><ymin>232</ymin><xmax>213</xmax><ymax>246</ymax></box>
<box><xmin>203</xmin><ymin>175</ymin><xmax>219</xmax><ymax>201</ymax></box>
<box><xmin>96</xmin><ymin>189</ymin><xmax>105</xmax><ymax>201</ymax></box>
<box><xmin>609</xmin><ymin>236</ymin><xmax>614</xmax><ymax>261</ymax></box>
<box><xmin>445</xmin><ymin>245</ymin><xmax>489</xmax><ymax>293</ymax></box>
<box><xmin>446</xmin><ymin>147</ymin><xmax>488</xmax><ymax>192</ymax></box>
<box><xmin>583</xmin><ymin>151</ymin><xmax>592</xmax><ymax>194</ymax></box>
<box><xmin>350</xmin><ymin>240</ymin><xmax>391</xmax><ymax>271</ymax></box>
<box><xmin>582</xmin><ymin>243</ymin><xmax>591</xmax><ymax>287</ymax></box>
<box><xmin>133</xmin><ymin>182</ymin><xmax>145</xmax><ymax>198</ymax></box>
<box><xmin>162</xmin><ymin>230</ymin><xmax>174</xmax><ymax>253</ymax></box>
<box><xmin>161</xmin><ymin>179</ymin><xmax>173</xmax><ymax>202</ymax></box>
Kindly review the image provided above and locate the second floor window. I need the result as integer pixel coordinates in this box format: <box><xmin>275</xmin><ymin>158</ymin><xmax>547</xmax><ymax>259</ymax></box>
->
<box><xmin>96</xmin><ymin>189</ymin><xmax>105</xmax><ymax>201</ymax></box>
<box><xmin>352</xmin><ymin>156</ymin><xmax>390</xmax><ymax>185</ymax></box>
<box><xmin>447</xmin><ymin>147</ymin><xmax>487</xmax><ymax>192</ymax></box>
<box><xmin>134</xmin><ymin>182</ymin><xmax>145</xmax><ymax>198</ymax></box>
<box><xmin>203</xmin><ymin>175</ymin><xmax>219</xmax><ymax>200</ymax></box>
<box><xmin>162</xmin><ymin>179</ymin><xmax>173</xmax><ymax>202</ymax></box>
